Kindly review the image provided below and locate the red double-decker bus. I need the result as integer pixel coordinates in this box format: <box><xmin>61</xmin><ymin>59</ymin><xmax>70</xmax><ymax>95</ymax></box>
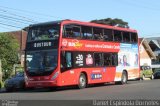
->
<box><xmin>25</xmin><ymin>20</ymin><xmax>139</xmax><ymax>89</ymax></box>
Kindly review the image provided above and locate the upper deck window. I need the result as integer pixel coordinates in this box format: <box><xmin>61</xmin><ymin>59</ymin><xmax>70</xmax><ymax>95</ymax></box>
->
<box><xmin>103</xmin><ymin>29</ymin><xmax>113</xmax><ymax>41</ymax></box>
<box><xmin>93</xmin><ymin>27</ymin><xmax>103</xmax><ymax>40</ymax></box>
<box><xmin>81</xmin><ymin>26</ymin><xmax>93</xmax><ymax>40</ymax></box>
<box><xmin>123</xmin><ymin>32</ymin><xmax>131</xmax><ymax>43</ymax></box>
<box><xmin>113</xmin><ymin>30</ymin><xmax>122</xmax><ymax>42</ymax></box>
<box><xmin>131</xmin><ymin>33</ymin><xmax>138</xmax><ymax>43</ymax></box>
<box><xmin>63</xmin><ymin>24</ymin><xmax>81</xmax><ymax>38</ymax></box>
<box><xmin>28</xmin><ymin>24</ymin><xmax>60</xmax><ymax>42</ymax></box>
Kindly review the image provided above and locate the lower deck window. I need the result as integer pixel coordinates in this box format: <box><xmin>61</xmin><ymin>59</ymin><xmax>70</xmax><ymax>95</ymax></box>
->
<box><xmin>61</xmin><ymin>51</ymin><xmax>118</xmax><ymax>72</ymax></box>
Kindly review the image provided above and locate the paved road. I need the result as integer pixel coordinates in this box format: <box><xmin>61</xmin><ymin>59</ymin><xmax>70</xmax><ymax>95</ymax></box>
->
<box><xmin>0</xmin><ymin>79</ymin><xmax>160</xmax><ymax>100</ymax></box>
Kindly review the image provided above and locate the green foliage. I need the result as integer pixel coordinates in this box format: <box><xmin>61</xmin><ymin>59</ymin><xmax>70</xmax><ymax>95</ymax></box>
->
<box><xmin>0</xmin><ymin>33</ymin><xmax>19</xmax><ymax>80</ymax></box>
<box><xmin>0</xmin><ymin>80</ymin><xmax>4</xmax><ymax>88</ymax></box>
<box><xmin>91</xmin><ymin>18</ymin><xmax>129</xmax><ymax>28</ymax></box>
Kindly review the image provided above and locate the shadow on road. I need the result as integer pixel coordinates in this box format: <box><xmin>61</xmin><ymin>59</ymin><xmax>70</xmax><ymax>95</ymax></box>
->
<box><xmin>0</xmin><ymin>83</ymin><xmax>120</xmax><ymax>93</ymax></box>
<box><xmin>0</xmin><ymin>79</ymin><xmax>155</xmax><ymax>93</ymax></box>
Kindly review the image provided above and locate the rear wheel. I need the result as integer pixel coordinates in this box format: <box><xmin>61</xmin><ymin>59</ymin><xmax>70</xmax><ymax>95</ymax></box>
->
<box><xmin>121</xmin><ymin>71</ymin><xmax>128</xmax><ymax>84</ymax></box>
<box><xmin>78</xmin><ymin>73</ymin><xmax>87</xmax><ymax>89</ymax></box>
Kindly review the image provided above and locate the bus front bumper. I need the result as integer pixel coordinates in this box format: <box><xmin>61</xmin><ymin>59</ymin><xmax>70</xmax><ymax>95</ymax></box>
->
<box><xmin>25</xmin><ymin>80</ymin><xmax>58</xmax><ymax>88</ymax></box>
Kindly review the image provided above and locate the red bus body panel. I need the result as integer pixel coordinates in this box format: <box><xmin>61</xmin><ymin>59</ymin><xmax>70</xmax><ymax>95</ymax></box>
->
<box><xmin>25</xmin><ymin>20</ymin><xmax>140</xmax><ymax>88</ymax></box>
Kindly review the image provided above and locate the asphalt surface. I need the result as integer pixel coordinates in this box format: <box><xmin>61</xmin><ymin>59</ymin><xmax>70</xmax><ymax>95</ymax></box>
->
<box><xmin>0</xmin><ymin>79</ymin><xmax>160</xmax><ymax>100</ymax></box>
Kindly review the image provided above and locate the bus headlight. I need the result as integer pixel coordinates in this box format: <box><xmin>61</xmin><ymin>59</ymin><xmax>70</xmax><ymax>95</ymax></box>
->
<box><xmin>51</xmin><ymin>72</ymin><xmax>59</xmax><ymax>80</ymax></box>
<box><xmin>24</xmin><ymin>73</ymin><xmax>28</xmax><ymax>80</ymax></box>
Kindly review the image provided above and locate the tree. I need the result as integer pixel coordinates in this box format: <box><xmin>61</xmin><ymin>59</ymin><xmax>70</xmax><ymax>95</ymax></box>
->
<box><xmin>90</xmin><ymin>18</ymin><xmax>129</xmax><ymax>28</ymax></box>
<box><xmin>0</xmin><ymin>33</ymin><xmax>19</xmax><ymax>80</ymax></box>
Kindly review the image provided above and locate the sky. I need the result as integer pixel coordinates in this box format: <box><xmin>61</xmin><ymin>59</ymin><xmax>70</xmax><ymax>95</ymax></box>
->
<box><xmin>0</xmin><ymin>0</ymin><xmax>160</xmax><ymax>37</ymax></box>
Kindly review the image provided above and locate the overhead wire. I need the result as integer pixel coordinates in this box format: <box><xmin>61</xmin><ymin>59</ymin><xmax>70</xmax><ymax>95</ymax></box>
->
<box><xmin>0</xmin><ymin>5</ymin><xmax>64</xmax><ymax>20</ymax></box>
<box><xmin>0</xmin><ymin>13</ymin><xmax>33</xmax><ymax>24</ymax></box>
<box><xmin>0</xmin><ymin>25</ymin><xmax>15</xmax><ymax>30</ymax></box>
<box><xmin>0</xmin><ymin>22</ymin><xmax>22</xmax><ymax>28</ymax></box>
<box><xmin>0</xmin><ymin>14</ymin><xmax>33</xmax><ymax>25</ymax></box>
<box><xmin>0</xmin><ymin>8</ymin><xmax>38</xmax><ymax>23</ymax></box>
<box><xmin>0</xmin><ymin>5</ymin><xmax>66</xmax><ymax>32</ymax></box>
<box><xmin>0</xmin><ymin>7</ymin><xmax>37</xmax><ymax>31</ymax></box>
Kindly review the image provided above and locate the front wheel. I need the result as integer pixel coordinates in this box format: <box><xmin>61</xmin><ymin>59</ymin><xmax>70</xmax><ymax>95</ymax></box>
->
<box><xmin>78</xmin><ymin>73</ymin><xmax>87</xmax><ymax>89</ymax></box>
<box><xmin>121</xmin><ymin>71</ymin><xmax>128</xmax><ymax>84</ymax></box>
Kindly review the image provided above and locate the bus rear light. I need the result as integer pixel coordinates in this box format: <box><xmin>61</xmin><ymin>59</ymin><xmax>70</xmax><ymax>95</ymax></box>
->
<box><xmin>51</xmin><ymin>72</ymin><xmax>59</xmax><ymax>80</ymax></box>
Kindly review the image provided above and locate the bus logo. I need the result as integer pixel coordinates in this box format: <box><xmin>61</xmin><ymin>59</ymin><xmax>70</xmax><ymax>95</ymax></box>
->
<box><xmin>75</xmin><ymin>42</ymin><xmax>83</xmax><ymax>48</ymax></box>
<box><xmin>67</xmin><ymin>40</ymin><xmax>83</xmax><ymax>48</ymax></box>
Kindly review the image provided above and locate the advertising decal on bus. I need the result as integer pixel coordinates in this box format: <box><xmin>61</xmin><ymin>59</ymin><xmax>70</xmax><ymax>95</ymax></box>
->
<box><xmin>62</xmin><ymin>38</ymin><xmax>120</xmax><ymax>52</ymax></box>
<box><xmin>115</xmin><ymin>43</ymin><xmax>139</xmax><ymax>81</ymax></box>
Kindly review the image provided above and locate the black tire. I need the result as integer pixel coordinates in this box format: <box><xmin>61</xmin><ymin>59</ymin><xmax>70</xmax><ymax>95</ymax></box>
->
<box><xmin>48</xmin><ymin>87</ymin><xmax>57</xmax><ymax>91</ymax></box>
<box><xmin>6</xmin><ymin>88</ymin><xmax>13</xmax><ymax>92</ymax></box>
<box><xmin>136</xmin><ymin>78</ymin><xmax>141</xmax><ymax>81</ymax></box>
<box><xmin>78</xmin><ymin>73</ymin><xmax>87</xmax><ymax>89</ymax></box>
<box><xmin>121</xmin><ymin>71</ymin><xmax>128</xmax><ymax>84</ymax></box>
<box><xmin>150</xmin><ymin>75</ymin><xmax>154</xmax><ymax>80</ymax></box>
<box><xmin>140</xmin><ymin>77</ymin><xmax>143</xmax><ymax>81</ymax></box>
<box><xmin>25</xmin><ymin>87</ymin><xmax>34</xmax><ymax>91</ymax></box>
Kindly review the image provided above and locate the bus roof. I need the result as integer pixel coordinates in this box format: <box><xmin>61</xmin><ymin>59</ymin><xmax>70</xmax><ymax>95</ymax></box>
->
<box><xmin>29</xmin><ymin>19</ymin><xmax>137</xmax><ymax>33</ymax></box>
<box><xmin>62</xmin><ymin>20</ymin><xmax>137</xmax><ymax>33</ymax></box>
<box><xmin>29</xmin><ymin>20</ymin><xmax>63</xmax><ymax>27</ymax></box>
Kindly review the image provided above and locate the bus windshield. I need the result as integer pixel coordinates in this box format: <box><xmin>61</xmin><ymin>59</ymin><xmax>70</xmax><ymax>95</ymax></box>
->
<box><xmin>26</xmin><ymin>50</ymin><xmax>58</xmax><ymax>76</ymax></box>
<box><xmin>28</xmin><ymin>24</ymin><xmax>60</xmax><ymax>41</ymax></box>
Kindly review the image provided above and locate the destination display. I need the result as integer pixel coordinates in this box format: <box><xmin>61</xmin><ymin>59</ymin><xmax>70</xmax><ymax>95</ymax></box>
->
<box><xmin>26</xmin><ymin>40</ymin><xmax>58</xmax><ymax>50</ymax></box>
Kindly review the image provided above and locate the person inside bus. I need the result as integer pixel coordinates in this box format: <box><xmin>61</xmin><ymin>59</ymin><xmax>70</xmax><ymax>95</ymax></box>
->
<box><xmin>29</xmin><ymin>55</ymin><xmax>43</xmax><ymax>69</ymax></box>
<box><xmin>49</xmin><ymin>31</ymin><xmax>59</xmax><ymax>39</ymax></box>
<box><xmin>66</xmin><ymin>58</ymin><xmax>72</xmax><ymax>67</ymax></box>
<box><xmin>50</xmin><ymin>56</ymin><xmax>58</xmax><ymax>67</ymax></box>
<box><xmin>94</xmin><ymin>33</ymin><xmax>99</xmax><ymax>40</ymax></box>
<box><xmin>66</xmin><ymin>53</ymin><xmax>72</xmax><ymax>68</ymax></box>
<box><xmin>103</xmin><ymin>34</ymin><xmax>109</xmax><ymax>41</ymax></box>
<box><xmin>65</xmin><ymin>29</ymin><xmax>74</xmax><ymax>38</ymax></box>
<box><xmin>123</xmin><ymin>55</ymin><xmax>130</xmax><ymax>66</ymax></box>
<box><xmin>99</xmin><ymin>33</ymin><xmax>104</xmax><ymax>41</ymax></box>
<box><xmin>60</xmin><ymin>55</ymin><xmax>66</xmax><ymax>69</ymax></box>
<box><xmin>104</xmin><ymin>57</ymin><xmax>111</xmax><ymax>66</ymax></box>
<box><xmin>41</xmin><ymin>30</ymin><xmax>50</xmax><ymax>40</ymax></box>
<box><xmin>114</xmin><ymin>36</ymin><xmax>119</xmax><ymax>41</ymax></box>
